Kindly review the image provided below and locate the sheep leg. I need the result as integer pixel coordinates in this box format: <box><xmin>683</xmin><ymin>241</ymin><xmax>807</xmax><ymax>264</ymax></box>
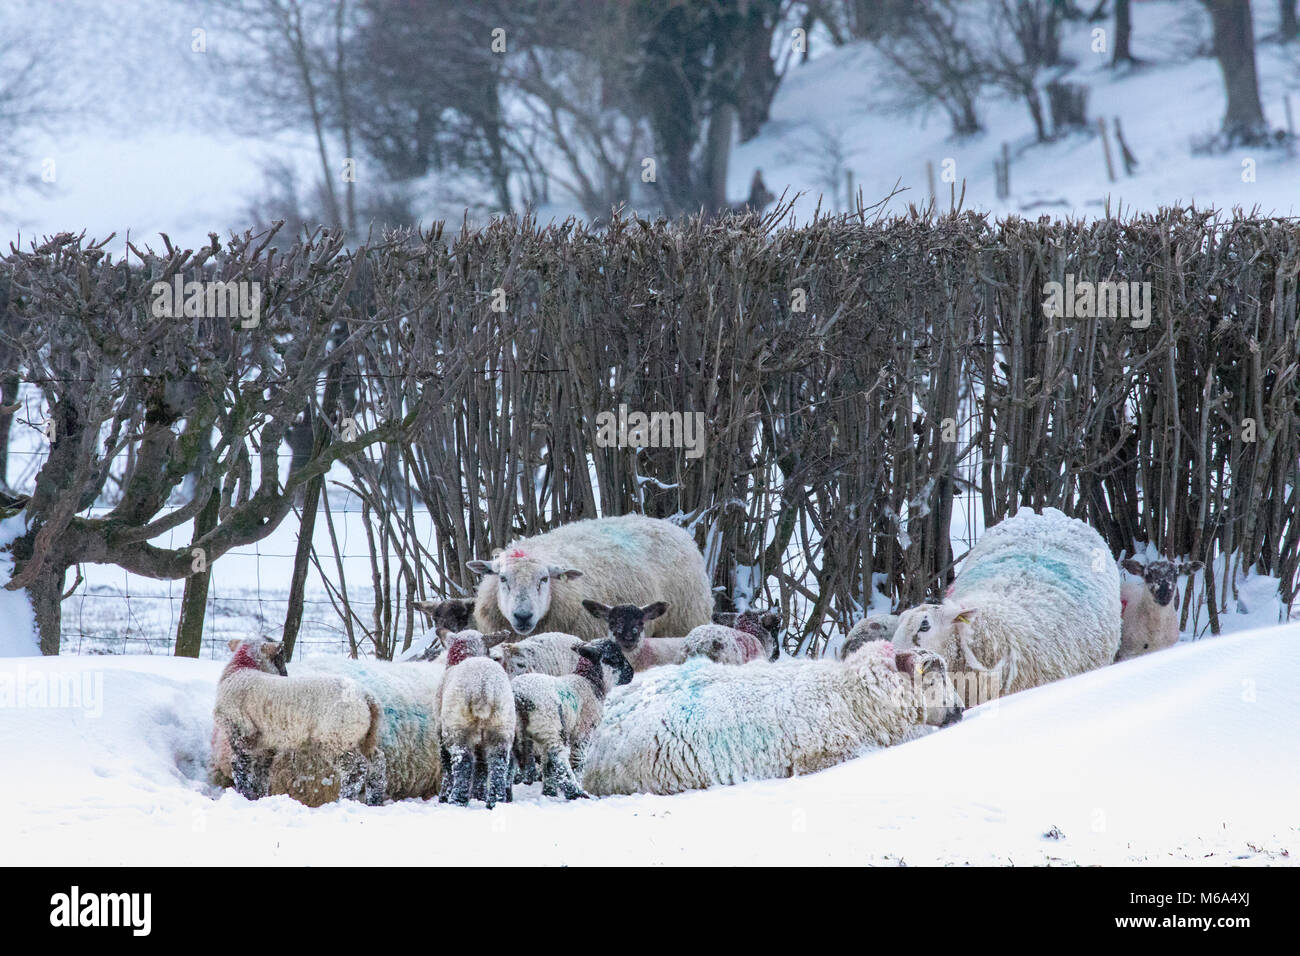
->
<box><xmin>540</xmin><ymin>751</ymin><xmax>560</xmax><ymax>797</ymax></box>
<box><xmin>484</xmin><ymin>743</ymin><xmax>511</xmax><ymax>810</ymax></box>
<box><xmin>363</xmin><ymin>750</ymin><xmax>388</xmax><ymax>806</ymax></box>
<box><xmin>552</xmin><ymin>745</ymin><xmax>588</xmax><ymax>800</ymax></box>
<box><xmin>470</xmin><ymin>749</ymin><xmax>488</xmax><ymax>803</ymax></box>
<box><xmin>447</xmin><ymin>745</ymin><xmax>474</xmax><ymax>806</ymax></box>
<box><xmin>516</xmin><ymin>737</ymin><xmax>537</xmax><ymax>785</ymax></box>
<box><xmin>438</xmin><ymin>745</ymin><xmax>453</xmax><ymax>803</ymax></box>
<box><xmin>230</xmin><ymin>730</ymin><xmax>272</xmax><ymax>800</ymax></box>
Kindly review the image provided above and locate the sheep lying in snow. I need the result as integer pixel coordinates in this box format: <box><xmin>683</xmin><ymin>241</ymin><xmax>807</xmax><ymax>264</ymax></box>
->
<box><xmin>582</xmin><ymin>641</ymin><xmax>963</xmax><ymax>796</ymax></box>
<box><xmin>838</xmin><ymin>614</ymin><xmax>901</xmax><ymax>661</ymax></box>
<box><xmin>468</xmin><ymin>514</ymin><xmax>713</xmax><ymax>640</ymax></box>
<box><xmin>212</xmin><ymin>638</ymin><xmax>381</xmax><ymax>802</ymax></box>
<box><xmin>437</xmin><ymin>631</ymin><xmax>516</xmax><ymax>808</ymax></box>
<box><xmin>895</xmin><ymin>507</ymin><xmax>1121</xmax><ymax>700</ymax></box>
<box><xmin>512</xmin><ymin>639</ymin><xmax>634</xmax><ymax>799</ymax></box>
<box><xmin>712</xmin><ymin>609</ymin><xmax>783</xmax><ymax>661</ymax></box>
<box><xmin>1117</xmin><ymin>558</ymin><xmax>1203</xmax><ymax>661</ymax></box>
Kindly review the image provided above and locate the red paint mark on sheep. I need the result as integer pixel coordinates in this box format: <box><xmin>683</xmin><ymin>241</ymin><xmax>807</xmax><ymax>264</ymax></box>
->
<box><xmin>227</xmin><ymin>644</ymin><xmax>262</xmax><ymax>671</ymax></box>
<box><xmin>445</xmin><ymin>638</ymin><xmax>478</xmax><ymax>667</ymax></box>
<box><xmin>507</xmin><ymin>548</ymin><xmax>527</xmax><ymax>558</ymax></box>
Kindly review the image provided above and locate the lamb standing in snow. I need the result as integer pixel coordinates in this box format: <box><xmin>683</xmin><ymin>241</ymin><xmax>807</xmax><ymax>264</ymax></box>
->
<box><xmin>468</xmin><ymin>514</ymin><xmax>713</xmax><ymax>641</ymax></box>
<box><xmin>1116</xmin><ymin>558</ymin><xmax>1203</xmax><ymax>661</ymax></box>
<box><xmin>895</xmin><ymin>507</ymin><xmax>1121</xmax><ymax>699</ymax></box>
<box><xmin>712</xmin><ymin>609</ymin><xmax>783</xmax><ymax>661</ymax></box>
<box><xmin>512</xmin><ymin>639</ymin><xmax>634</xmax><ymax>799</ymax></box>
<box><xmin>212</xmin><ymin>638</ymin><xmax>381</xmax><ymax>802</ymax></box>
<box><xmin>582</xmin><ymin>641</ymin><xmax>963</xmax><ymax>796</ymax></box>
<box><xmin>838</xmin><ymin>614</ymin><xmax>901</xmax><ymax>661</ymax></box>
<box><xmin>437</xmin><ymin>632</ymin><xmax>516</xmax><ymax>808</ymax></box>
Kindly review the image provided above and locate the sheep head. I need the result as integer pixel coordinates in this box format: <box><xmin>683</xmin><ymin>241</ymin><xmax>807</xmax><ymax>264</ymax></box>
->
<box><xmin>436</xmin><ymin>628</ymin><xmax>490</xmax><ymax>665</ymax></box>
<box><xmin>576</xmin><ymin>638</ymin><xmax>635</xmax><ymax>687</ymax></box>
<box><xmin>225</xmin><ymin>637</ymin><xmax>287</xmax><ymax>676</ymax></box>
<box><xmin>468</xmin><ymin>551</ymin><xmax>583</xmax><ymax>635</ymax></box>
<box><xmin>1121</xmin><ymin>558</ymin><xmax>1203</xmax><ymax>609</ymax></box>
<box><xmin>895</xmin><ymin>647</ymin><xmax>964</xmax><ymax>727</ymax></box>
<box><xmin>411</xmin><ymin>598</ymin><xmax>476</xmax><ymax>633</ymax></box>
<box><xmin>582</xmin><ymin>600</ymin><xmax>667</xmax><ymax>655</ymax></box>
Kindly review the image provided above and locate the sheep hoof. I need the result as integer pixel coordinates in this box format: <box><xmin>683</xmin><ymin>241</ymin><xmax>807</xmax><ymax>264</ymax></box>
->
<box><xmin>566</xmin><ymin>790</ymin><xmax>591</xmax><ymax>800</ymax></box>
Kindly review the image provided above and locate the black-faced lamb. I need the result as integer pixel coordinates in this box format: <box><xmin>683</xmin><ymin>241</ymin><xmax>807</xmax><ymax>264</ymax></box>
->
<box><xmin>1116</xmin><ymin>558</ymin><xmax>1203</xmax><ymax>661</ymax></box>
<box><xmin>512</xmin><ymin>639</ymin><xmax>634</xmax><ymax>799</ymax></box>
<box><xmin>582</xmin><ymin>600</ymin><xmax>765</xmax><ymax>671</ymax></box>
<box><xmin>894</xmin><ymin>508</ymin><xmax>1121</xmax><ymax>700</ymax></box>
<box><xmin>468</xmin><ymin>514</ymin><xmax>713</xmax><ymax>640</ymax></box>
<box><xmin>581</xmin><ymin>641</ymin><xmax>963</xmax><ymax>796</ymax></box>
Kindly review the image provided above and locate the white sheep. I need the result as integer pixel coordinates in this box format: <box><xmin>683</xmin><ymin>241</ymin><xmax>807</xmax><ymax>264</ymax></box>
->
<box><xmin>493</xmin><ymin>631</ymin><xmax>585</xmax><ymax>677</ymax></box>
<box><xmin>1117</xmin><ymin>558</ymin><xmax>1203</xmax><ymax>661</ymax></box>
<box><xmin>895</xmin><ymin>507</ymin><xmax>1121</xmax><ymax>700</ymax></box>
<box><xmin>512</xmin><ymin>639</ymin><xmax>634</xmax><ymax>799</ymax></box>
<box><xmin>681</xmin><ymin>623</ymin><xmax>767</xmax><ymax>665</ymax></box>
<box><xmin>582</xmin><ymin>641</ymin><xmax>963</xmax><ymax>796</ymax></box>
<box><xmin>837</xmin><ymin>614</ymin><xmax>901</xmax><ymax>661</ymax></box>
<box><xmin>211</xmin><ymin>638</ymin><xmax>381</xmax><ymax>802</ymax></box>
<box><xmin>712</xmin><ymin>609</ymin><xmax>783</xmax><ymax>661</ymax></box>
<box><xmin>437</xmin><ymin>632</ymin><xmax>516</xmax><ymax>808</ymax></box>
<box><xmin>468</xmin><ymin>514</ymin><xmax>713</xmax><ymax>640</ymax></box>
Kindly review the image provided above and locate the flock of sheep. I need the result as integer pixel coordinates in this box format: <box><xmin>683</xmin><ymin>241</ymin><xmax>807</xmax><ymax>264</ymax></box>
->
<box><xmin>210</xmin><ymin>509</ymin><xmax>1202</xmax><ymax>806</ymax></box>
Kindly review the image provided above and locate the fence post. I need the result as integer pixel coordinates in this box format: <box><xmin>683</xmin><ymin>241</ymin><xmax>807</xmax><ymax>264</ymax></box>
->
<box><xmin>1098</xmin><ymin>116</ymin><xmax>1117</xmax><ymax>182</ymax></box>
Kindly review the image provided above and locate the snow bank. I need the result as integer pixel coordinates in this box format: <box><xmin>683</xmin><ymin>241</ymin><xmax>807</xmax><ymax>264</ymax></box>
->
<box><xmin>2</xmin><ymin>623</ymin><xmax>1297</xmax><ymax>865</ymax></box>
<box><xmin>0</xmin><ymin>515</ymin><xmax>38</xmax><ymax>657</ymax></box>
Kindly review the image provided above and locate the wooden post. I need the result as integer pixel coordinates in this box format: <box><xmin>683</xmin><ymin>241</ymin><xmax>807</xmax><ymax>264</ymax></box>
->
<box><xmin>1001</xmin><ymin>141</ymin><xmax>1011</xmax><ymax>197</ymax></box>
<box><xmin>1285</xmin><ymin>95</ymin><xmax>1295</xmax><ymax>155</ymax></box>
<box><xmin>1113</xmin><ymin>117</ymin><xmax>1138</xmax><ymax>175</ymax></box>
<box><xmin>844</xmin><ymin>169</ymin><xmax>855</xmax><ymax>214</ymax></box>
<box><xmin>1098</xmin><ymin>116</ymin><xmax>1116</xmax><ymax>183</ymax></box>
<box><xmin>926</xmin><ymin>160</ymin><xmax>936</xmax><ymax>208</ymax></box>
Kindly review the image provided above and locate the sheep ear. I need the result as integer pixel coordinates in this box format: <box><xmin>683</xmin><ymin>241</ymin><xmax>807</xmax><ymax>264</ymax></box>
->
<box><xmin>1121</xmin><ymin>558</ymin><xmax>1145</xmax><ymax>575</ymax></box>
<box><xmin>481</xmin><ymin>630</ymin><xmax>513</xmax><ymax>649</ymax></box>
<box><xmin>641</xmin><ymin>601</ymin><xmax>668</xmax><ymax>621</ymax></box>
<box><xmin>411</xmin><ymin>600</ymin><xmax>439</xmax><ymax>614</ymax></box>
<box><xmin>894</xmin><ymin>649</ymin><xmax>917</xmax><ymax>675</ymax></box>
<box><xmin>549</xmin><ymin>566</ymin><xmax>583</xmax><ymax>581</ymax></box>
<box><xmin>582</xmin><ymin>599</ymin><xmax>610</xmax><ymax>619</ymax></box>
<box><xmin>227</xmin><ymin>638</ymin><xmax>241</xmax><ymax>652</ymax></box>
<box><xmin>1181</xmin><ymin>561</ymin><xmax>1204</xmax><ymax>574</ymax></box>
<box><xmin>435</xmin><ymin>627</ymin><xmax>452</xmax><ymax>648</ymax></box>
<box><xmin>467</xmin><ymin>559</ymin><xmax>497</xmax><ymax>577</ymax></box>
<box><xmin>947</xmin><ymin>604</ymin><xmax>977</xmax><ymax>627</ymax></box>
<box><xmin>575</xmin><ymin>643</ymin><xmax>601</xmax><ymax>661</ymax></box>
<box><xmin>260</xmin><ymin>641</ymin><xmax>283</xmax><ymax>658</ymax></box>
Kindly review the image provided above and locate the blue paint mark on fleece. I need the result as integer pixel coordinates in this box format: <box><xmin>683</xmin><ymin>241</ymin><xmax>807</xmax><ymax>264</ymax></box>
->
<box><xmin>596</xmin><ymin>522</ymin><xmax>644</xmax><ymax>554</ymax></box>
<box><xmin>955</xmin><ymin>552</ymin><xmax>1088</xmax><ymax>597</ymax></box>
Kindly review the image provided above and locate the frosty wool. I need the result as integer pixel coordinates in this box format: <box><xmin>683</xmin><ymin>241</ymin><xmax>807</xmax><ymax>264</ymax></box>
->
<box><xmin>437</xmin><ymin>641</ymin><xmax>515</xmax><ymax>808</ymax></box>
<box><xmin>896</xmin><ymin>507</ymin><xmax>1121</xmax><ymax>699</ymax></box>
<box><xmin>682</xmin><ymin>623</ymin><xmax>767</xmax><ymax>665</ymax></box>
<box><xmin>712</xmin><ymin>609</ymin><xmax>783</xmax><ymax>661</ymax></box>
<box><xmin>582</xmin><ymin>641</ymin><xmax>963</xmax><ymax>796</ymax></box>
<box><xmin>512</xmin><ymin>639</ymin><xmax>634</xmax><ymax>799</ymax></box>
<box><xmin>469</xmin><ymin>514</ymin><xmax>713</xmax><ymax>640</ymax></box>
<box><xmin>212</xmin><ymin>638</ymin><xmax>380</xmax><ymax>802</ymax></box>
<box><xmin>493</xmin><ymin>631</ymin><xmax>586</xmax><ymax>677</ymax></box>
<box><xmin>1116</xmin><ymin>558</ymin><xmax>1203</xmax><ymax>662</ymax></box>
<box><xmin>839</xmin><ymin>614</ymin><xmax>901</xmax><ymax>661</ymax></box>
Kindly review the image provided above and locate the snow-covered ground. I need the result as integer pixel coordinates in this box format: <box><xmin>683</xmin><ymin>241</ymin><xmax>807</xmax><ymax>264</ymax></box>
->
<box><xmin>2</xmin><ymin>623</ymin><xmax>1295</xmax><ymax>866</ymax></box>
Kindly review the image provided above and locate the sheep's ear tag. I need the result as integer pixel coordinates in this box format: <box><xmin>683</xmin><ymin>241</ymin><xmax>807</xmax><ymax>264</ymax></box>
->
<box><xmin>953</xmin><ymin>610</ymin><xmax>975</xmax><ymax>625</ymax></box>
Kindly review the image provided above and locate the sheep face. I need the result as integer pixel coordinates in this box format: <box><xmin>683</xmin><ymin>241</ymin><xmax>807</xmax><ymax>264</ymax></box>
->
<box><xmin>895</xmin><ymin>602</ymin><xmax>972</xmax><ymax>658</ymax></box>
<box><xmin>582</xmin><ymin>600</ymin><xmax>667</xmax><ymax>657</ymax></box>
<box><xmin>714</xmin><ymin>609</ymin><xmax>783</xmax><ymax>661</ymax></box>
<box><xmin>412</xmin><ymin>598</ymin><xmax>476</xmax><ymax>633</ymax></box>
<box><xmin>576</xmin><ymin>639</ymin><xmax>635</xmax><ymax>686</ymax></box>
<box><xmin>469</xmin><ymin>552</ymin><xmax>583</xmax><ymax>635</ymax></box>
<box><xmin>226</xmin><ymin>637</ymin><xmax>288</xmax><ymax>676</ymax></box>
<box><xmin>1121</xmin><ymin>558</ymin><xmax>1203</xmax><ymax>609</ymax></box>
<box><xmin>896</xmin><ymin>648</ymin><xmax>964</xmax><ymax>727</ymax></box>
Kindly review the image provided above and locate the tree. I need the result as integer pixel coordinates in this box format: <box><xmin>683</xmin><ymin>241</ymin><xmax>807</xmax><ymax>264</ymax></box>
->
<box><xmin>978</xmin><ymin>0</ymin><xmax>1065</xmax><ymax>142</ymax></box>
<box><xmin>1201</xmin><ymin>0</ymin><xmax>1269</xmax><ymax>144</ymax></box>
<box><xmin>1282</xmin><ymin>0</ymin><xmax>1299</xmax><ymax>41</ymax></box>
<box><xmin>1112</xmin><ymin>0</ymin><xmax>1135</xmax><ymax>66</ymax></box>
<box><xmin>0</xmin><ymin>229</ymin><xmax>416</xmax><ymax>654</ymax></box>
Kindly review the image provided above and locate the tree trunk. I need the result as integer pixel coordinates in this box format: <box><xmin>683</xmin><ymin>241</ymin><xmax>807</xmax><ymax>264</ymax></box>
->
<box><xmin>703</xmin><ymin>102</ymin><xmax>736</xmax><ymax>214</ymax></box>
<box><xmin>24</xmin><ymin>552</ymin><xmax>67</xmax><ymax>656</ymax></box>
<box><xmin>174</xmin><ymin>489</ymin><xmax>220</xmax><ymax>658</ymax></box>
<box><xmin>1204</xmin><ymin>0</ymin><xmax>1269</xmax><ymax>143</ymax></box>
<box><xmin>1282</xmin><ymin>0</ymin><xmax>1299</xmax><ymax>39</ymax></box>
<box><xmin>1112</xmin><ymin>0</ymin><xmax>1134</xmax><ymax>65</ymax></box>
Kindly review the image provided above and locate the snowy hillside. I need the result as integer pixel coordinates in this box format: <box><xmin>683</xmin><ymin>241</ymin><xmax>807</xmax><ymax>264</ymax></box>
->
<box><xmin>7</xmin><ymin>2</ymin><xmax>1300</xmax><ymax>248</ymax></box>
<box><xmin>3</xmin><ymin>624</ymin><xmax>1295</xmax><ymax>866</ymax></box>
